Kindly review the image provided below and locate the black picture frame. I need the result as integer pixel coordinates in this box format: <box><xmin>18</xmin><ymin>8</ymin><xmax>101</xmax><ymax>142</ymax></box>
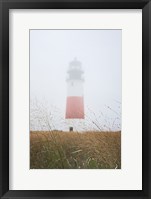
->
<box><xmin>0</xmin><ymin>0</ymin><xmax>150</xmax><ymax>198</ymax></box>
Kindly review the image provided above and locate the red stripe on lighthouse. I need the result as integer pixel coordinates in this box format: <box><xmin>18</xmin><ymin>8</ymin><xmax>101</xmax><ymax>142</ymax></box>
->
<box><xmin>66</xmin><ymin>96</ymin><xmax>84</xmax><ymax>119</ymax></box>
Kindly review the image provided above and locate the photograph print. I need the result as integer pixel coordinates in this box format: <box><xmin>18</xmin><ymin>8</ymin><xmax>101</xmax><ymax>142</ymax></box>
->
<box><xmin>30</xmin><ymin>29</ymin><xmax>121</xmax><ymax>169</ymax></box>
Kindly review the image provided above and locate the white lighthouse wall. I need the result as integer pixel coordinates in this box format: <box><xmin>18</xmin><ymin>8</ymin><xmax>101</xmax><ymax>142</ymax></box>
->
<box><xmin>67</xmin><ymin>80</ymin><xmax>84</xmax><ymax>96</ymax></box>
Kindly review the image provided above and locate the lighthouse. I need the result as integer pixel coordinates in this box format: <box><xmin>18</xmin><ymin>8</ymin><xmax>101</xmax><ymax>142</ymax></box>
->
<box><xmin>65</xmin><ymin>58</ymin><xmax>84</xmax><ymax>122</ymax></box>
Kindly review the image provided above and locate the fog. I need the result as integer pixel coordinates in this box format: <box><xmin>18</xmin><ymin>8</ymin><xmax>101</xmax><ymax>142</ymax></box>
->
<box><xmin>30</xmin><ymin>29</ymin><xmax>121</xmax><ymax>131</ymax></box>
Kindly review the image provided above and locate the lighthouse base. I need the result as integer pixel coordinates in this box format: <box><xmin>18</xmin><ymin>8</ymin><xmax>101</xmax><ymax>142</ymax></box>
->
<box><xmin>66</xmin><ymin>96</ymin><xmax>84</xmax><ymax>119</ymax></box>
<box><xmin>65</xmin><ymin>119</ymin><xmax>86</xmax><ymax>132</ymax></box>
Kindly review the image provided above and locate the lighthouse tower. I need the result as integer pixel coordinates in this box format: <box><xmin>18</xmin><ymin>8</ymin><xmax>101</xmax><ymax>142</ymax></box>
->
<box><xmin>65</xmin><ymin>58</ymin><xmax>84</xmax><ymax>120</ymax></box>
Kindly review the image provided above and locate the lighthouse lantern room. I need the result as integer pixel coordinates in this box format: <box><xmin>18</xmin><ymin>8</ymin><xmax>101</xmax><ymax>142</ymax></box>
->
<box><xmin>65</xmin><ymin>58</ymin><xmax>84</xmax><ymax>119</ymax></box>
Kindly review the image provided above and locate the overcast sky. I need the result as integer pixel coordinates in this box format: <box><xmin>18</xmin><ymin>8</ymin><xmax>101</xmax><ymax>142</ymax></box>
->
<box><xmin>30</xmin><ymin>29</ymin><xmax>121</xmax><ymax>131</ymax></box>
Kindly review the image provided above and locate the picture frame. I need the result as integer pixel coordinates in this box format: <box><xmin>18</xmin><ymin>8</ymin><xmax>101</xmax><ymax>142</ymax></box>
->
<box><xmin>0</xmin><ymin>0</ymin><xmax>150</xmax><ymax>198</ymax></box>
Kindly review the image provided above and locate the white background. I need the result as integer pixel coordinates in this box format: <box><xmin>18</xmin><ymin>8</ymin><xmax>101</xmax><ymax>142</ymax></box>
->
<box><xmin>9</xmin><ymin>9</ymin><xmax>142</xmax><ymax>190</ymax></box>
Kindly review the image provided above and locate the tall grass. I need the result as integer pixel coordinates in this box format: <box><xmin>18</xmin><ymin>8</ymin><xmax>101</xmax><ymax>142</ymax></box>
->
<box><xmin>30</xmin><ymin>131</ymin><xmax>121</xmax><ymax>169</ymax></box>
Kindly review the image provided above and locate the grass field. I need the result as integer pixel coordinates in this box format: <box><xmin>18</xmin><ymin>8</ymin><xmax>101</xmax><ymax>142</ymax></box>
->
<box><xmin>30</xmin><ymin>131</ymin><xmax>121</xmax><ymax>169</ymax></box>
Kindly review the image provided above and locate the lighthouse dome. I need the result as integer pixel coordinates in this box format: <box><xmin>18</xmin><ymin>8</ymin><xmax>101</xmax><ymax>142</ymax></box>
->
<box><xmin>68</xmin><ymin>57</ymin><xmax>83</xmax><ymax>72</ymax></box>
<box><xmin>67</xmin><ymin>58</ymin><xmax>84</xmax><ymax>81</ymax></box>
